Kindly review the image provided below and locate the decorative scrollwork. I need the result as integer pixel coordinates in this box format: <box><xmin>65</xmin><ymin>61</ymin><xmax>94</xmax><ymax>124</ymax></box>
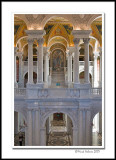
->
<box><xmin>37</xmin><ymin>38</ymin><xmax>44</xmax><ymax>45</ymax></box>
<box><xmin>73</xmin><ymin>38</ymin><xmax>80</xmax><ymax>45</ymax></box>
<box><xmin>83</xmin><ymin>38</ymin><xmax>90</xmax><ymax>44</ymax></box>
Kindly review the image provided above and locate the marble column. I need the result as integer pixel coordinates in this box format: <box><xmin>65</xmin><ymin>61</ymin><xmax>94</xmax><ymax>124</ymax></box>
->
<box><xmin>67</xmin><ymin>116</ymin><xmax>71</xmax><ymax>134</ymax></box>
<box><xmin>72</xmin><ymin>127</ymin><xmax>78</xmax><ymax>146</ymax></box>
<box><xmin>82</xmin><ymin>110</ymin><xmax>86</xmax><ymax>146</ymax></box>
<box><xmin>40</xmin><ymin>127</ymin><xmax>46</xmax><ymax>146</ymax></box>
<box><xmin>18</xmin><ymin>52</ymin><xmax>23</xmax><ymax>87</ymax></box>
<box><xmin>14</xmin><ymin>47</ymin><xmax>18</xmax><ymax>87</ymax></box>
<box><xmin>85</xmin><ymin>110</ymin><xmax>92</xmax><ymax>146</ymax></box>
<box><xmin>93</xmin><ymin>52</ymin><xmax>99</xmax><ymax>87</ymax></box>
<box><xmin>83</xmin><ymin>38</ymin><xmax>90</xmax><ymax>83</ymax></box>
<box><xmin>78</xmin><ymin>109</ymin><xmax>83</xmax><ymax>145</ymax></box>
<box><xmin>99</xmin><ymin>112</ymin><xmax>102</xmax><ymax>134</ymax></box>
<box><xmin>67</xmin><ymin>52</ymin><xmax>72</xmax><ymax>84</ymax></box>
<box><xmin>44</xmin><ymin>52</ymin><xmax>49</xmax><ymax>83</ymax></box>
<box><xmin>37</xmin><ymin>38</ymin><xmax>44</xmax><ymax>88</ymax></box>
<box><xmin>14</xmin><ymin>111</ymin><xmax>18</xmax><ymax>134</ymax></box>
<box><xmin>46</xmin><ymin>118</ymin><xmax>49</xmax><ymax>135</ymax></box>
<box><xmin>27</xmin><ymin>110</ymin><xmax>32</xmax><ymax>146</ymax></box>
<box><xmin>27</xmin><ymin>38</ymin><xmax>34</xmax><ymax>84</ymax></box>
<box><xmin>99</xmin><ymin>47</ymin><xmax>102</xmax><ymax>87</ymax></box>
<box><xmin>35</xmin><ymin>110</ymin><xmax>40</xmax><ymax>145</ymax></box>
<box><xmin>73</xmin><ymin>38</ymin><xmax>80</xmax><ymax>87</ymax></box>
<box><xmin>25</xmin><ymin>126</ymin><xmax>28</xmax><ymax>146</ymax></box>
<box><xmin>47</xmin><ymin>55</ymin><xmax>50</xmax><ymax>76</ymax></box>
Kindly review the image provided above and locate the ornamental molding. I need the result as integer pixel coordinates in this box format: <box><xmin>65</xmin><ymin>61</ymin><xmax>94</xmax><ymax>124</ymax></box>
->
<box><xmin>83</xmin><ymin>38</ymin><xmax>90</xmax><ymax>44</ymax></box>
<box><xmin>25</xmin><ymin>30</ymin><xmax>45</xmax><ymax>38</ymax></box>
<box><xmin>73</xmin><ymin>38</ymin><xmax>80</xmax><ymax>45</ymax></box>
<box><xmin>72</xmin><ymin>30</ymin><xmax>92</xmax><ymax>39</ymax></box>
<box><xmin>40</xmin><ymin>107</ymin><xmax>78</xmax><ymax>128</ymax></box>
<box><xmin>25</xmin><ymin>14</ymin><xmax>46</xmax><ymax>24</ymax></box>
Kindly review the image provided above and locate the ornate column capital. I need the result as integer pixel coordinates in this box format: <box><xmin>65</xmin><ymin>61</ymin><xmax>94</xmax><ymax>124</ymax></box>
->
<box><xmin>14</xmin><ymin>47</ymin><xmax>18</xmax><ymax>55</ymax></box>
<box><xmin>67</xmin><ymin>52</ymin><xmax>73</xmax><ymax>57</ymax></box>
<box><xmin>37</xmin><ymin>38</ymin><xmax>44</xmax><ymax>45</ymax></box>
<box><xmin>99</xmin><ymin>47</ymin><xmax>102</xmax><ymax>56</ymax></box>
<box><xmin>17</xmin><ymin>52</ymin><xmax>23</xmax><ymax>59</ymax></box>
<box><xmin>73</xmin><ymin>38</ymin><xmax>80</xmax><ymax>45</ymax></box>
<box><xmin>44</xmin><ymin>52</ymin><xmax>49</xmax><ymax>57</ymax></box>
<box><xmin>93</xmin><ymin>51</ymin><xmax>99</xmax><ymax>59</ymax></box>
<box><xmin>83</xmin><ymin>38</ymin><xmax>90</xmax><ymax>44</ymax></box>
<box><xmin>27</xmin><ymin>38</ymin><xmax>34</xmax><ymax>44</ymax></box>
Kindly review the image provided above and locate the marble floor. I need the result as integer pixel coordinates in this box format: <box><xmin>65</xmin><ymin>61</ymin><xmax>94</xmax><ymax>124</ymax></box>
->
<box><xmin>14</xmin><ymin>131</ymin><xmax>102</xmax><ymax>146</ymax></box>
<box><xmin>47</xmin><ymin>132</ymin><xmax>71</xmax><ymax>146</ymax></box>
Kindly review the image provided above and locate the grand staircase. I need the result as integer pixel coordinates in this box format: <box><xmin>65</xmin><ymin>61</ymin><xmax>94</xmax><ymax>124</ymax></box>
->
<box><xmin>51</xmin><ymin>70</ymin><xmax>66</xmax><ymax>88</ymax></box>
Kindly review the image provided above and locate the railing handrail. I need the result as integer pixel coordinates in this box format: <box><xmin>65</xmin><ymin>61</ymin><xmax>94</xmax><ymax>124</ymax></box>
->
<box><xmin>23</xmin><ymin>61</ymin><xmax>93</xmax><ymax>66</ymax></box>
<box><xmin>14</xmin><ymin>87</ymin><xmax>102</xmax><ymax>98</ymax></box>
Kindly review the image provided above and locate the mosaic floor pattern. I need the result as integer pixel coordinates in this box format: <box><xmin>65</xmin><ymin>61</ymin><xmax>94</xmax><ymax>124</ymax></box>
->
<box><xmin>14</xmin><ymin>132</ymin><xmax>102</xmax><ymax>146</ymax></box>
<box><xmin>47</xmin><ymin>132</ymin><xmax>71</xmax><ymax>146</ymax></box>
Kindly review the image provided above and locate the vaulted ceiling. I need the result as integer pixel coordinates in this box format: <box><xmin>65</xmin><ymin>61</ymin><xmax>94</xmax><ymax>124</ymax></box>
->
<box><xmin>14</xmin><ymin>14</ymin><xmax>102</xmax><ymax>54</ymax></box>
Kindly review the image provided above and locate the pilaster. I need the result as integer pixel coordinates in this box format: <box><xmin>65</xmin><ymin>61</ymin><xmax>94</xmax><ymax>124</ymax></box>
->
<box><xmin>83</xmin><ymin>38</ymin><xmax>90</xmax><ymax>84</ymax></box>
<box><xmin>14</xmin><ymin>47</ymin><xmax>18</xmax><ymax>87</ymax></box>
<box><xmin>73</xmin><ymin>38</ymin><xmax>80</xmax><ymax>87</ymax></box>
<box><xmin>93</xmin><ymin>51</ymin><xmax>99</xmax><ymax>87</ymax></box>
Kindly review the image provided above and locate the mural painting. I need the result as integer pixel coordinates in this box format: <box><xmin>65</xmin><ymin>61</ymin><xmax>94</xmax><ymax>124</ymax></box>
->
<box><xmin>52</xmin><ymin>49</ymin><xmax>64</xmax><ymax>71</ymax></box>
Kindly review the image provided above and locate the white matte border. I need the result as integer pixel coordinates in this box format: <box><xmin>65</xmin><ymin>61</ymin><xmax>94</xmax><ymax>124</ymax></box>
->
<box><xmin>2</xmin><ymin>1</ymin><xmax>115</xmax><ymax>159</ymax></box>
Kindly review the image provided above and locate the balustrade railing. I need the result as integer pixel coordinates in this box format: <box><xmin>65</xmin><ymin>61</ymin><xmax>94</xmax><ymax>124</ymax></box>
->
<box><xmin>79</xmin><ymin>61</ymin><xmax>93</xmax><ymax>66</ymax></box>
<box><xmin>23</xmin><ymin>61</ymin><xmax>93</xmax><ymax>67</ymax></box>
<box><xmin>90</xmin><ymin>88</ymin><xmax>102</xmax><ymax>95</ymax></box>
<box><xmin>14</xmin><ymin>88</ymin><xmax>26</xmax><ymax>97</ymax></box>
<box><xmin>23</xmin><ymin>61</ymin><xmax>37</xmax><ymax>66</ymax></box>
<box><xmin>14</xmin><ymin>87</ymin><xmax>102</xmax><ymax>98</ymax></box>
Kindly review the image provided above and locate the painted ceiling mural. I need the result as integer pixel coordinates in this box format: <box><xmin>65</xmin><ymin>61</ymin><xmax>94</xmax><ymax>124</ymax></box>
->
<box><xmin>96</xmin><ymin>25</ymin><xmax>102</xmax><ymax>35</ymax></box>
<box><xmin>14</xmin><ymin>15</ymin><xmax>102</xmax><ymax>50</ymax></box>
<box><xmin>14</xmin><ymin>25</ymin><xmax>20</xmax><ymax>35</ymax></box>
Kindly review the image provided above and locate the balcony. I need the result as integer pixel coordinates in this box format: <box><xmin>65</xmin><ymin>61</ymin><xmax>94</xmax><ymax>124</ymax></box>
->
<box><xmin>22</xmin><ymin>61</ymin><xmax>93</xmax><ymax>67</ymax></box>
<box><xmin>14</xmin><ymin>87</ymin><xmax>102</xmax><ymax>99</ymax></box>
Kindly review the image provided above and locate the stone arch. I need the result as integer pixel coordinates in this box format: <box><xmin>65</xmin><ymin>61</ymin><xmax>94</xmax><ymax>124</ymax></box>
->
<box><xmin>14</xmin><ymin>14</ymin><xmax>28</xmax><ymax>26</ymax></box>
<box><xmin>79</xmin><ymin>69</ymin><xmax>92</xmax><ymax>77</ymax></box>
<box><xmin>23</xmin><ymin>71</ymin><xmax>37</xmax><ymax>87</ymax></box>
<box><xmin>79</xmin><ymin>43</ymin><xmax>94</xmax><ymax>61</ymax></box>
<box><xmin>89</xmin><ymin>36</ymin><xmax>100</xmax><ymax>52</ymax></box>
<box><xmin>87</xmin><ymin>14</ymin><xmax>102</xmax><ymax>27</ymax></box>
<box><xmin>50</xmin><ymin>42</ymin><xmax>67</xmax><ymax>50</ymax></box>
<box><xmin>79</xmin><ymin>71</ymin><xmax>92</xmax><ymax>84</ymax></box>
<box><xmin>41</xmin><ymin>14</ymin><xmax>74</xmax><ymax>29</ymax></box>
<box><xmin>41</xmin><ymin>110</ymin><xmax>77</xmax><ymax>128</ymax></box>
<box><xmin>51</xmin><ymin>47</ymin><xmax>66</xmax><ymax>54</ymax></box>
<box><xmin>91</xmin><ymin>110</ymin><xmax>102</xmax><ymax>123</ymax></box>
<box><xmin>47</xmin><ymin>24</ymin><xmax>70</xmax><ymax>44</ymax></box>
<box><xmin>14</xmin><ymin>15</ymin><xmax>28</xmax><ymax>46</ymax></box>
<box><xmin>16</xmin><ymin>36</ymin><xmax>28</xmax><ymax>47</ymax></box>
<box><xmin>23</xmin><ymin>71</ymin><xmax>37</xmax><ymax>79</ymax></box>
<box><xmin>48</xmin><ymin>36</ymin><xmax>68</xmax><ymax>47</ymax></box>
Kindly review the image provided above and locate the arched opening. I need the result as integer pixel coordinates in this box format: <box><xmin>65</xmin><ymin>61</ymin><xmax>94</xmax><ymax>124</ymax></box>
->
<box><xmin>43</xmin><ymin>16</ymin><xmax>73</xmax><ymax>88</ymax></box>
<box><xmin>79</xmin><ymin>43</ymin><xmax>94</xmax><ymax>61</ymax></box>
<box><xmin>90</xmin><ymin>16</ymin><xmax>102</xmax><ymax>47</ymax></box>
<box><xmin>92</xmin><ymin>112</ymin><xmax>102</xmax><ymax>146</ymax></box>
<box><xmin>14</xmin><ymin>111</ymin><xmax>26</xmax><ymax>146</ymax></box>
<box><xmin>14</xmin><ymin>16</ymin><xmax>27</xmax><ymax>47</ymax></box>
<box><xmin>24</xmin><ymin>72</ymin><xmax>37</xmax><ymax>87</ymax></box>
<box><xmin>22</xmin><ymin>43</ymin><xmax>37</xmax><ymax>61</ymax></box>
<box><xmin>79</xmin><ymin>71</ymin><xmax>92</xmax><ymax>84</ymax></box>
<box><xmin>45</xmin><ymin>112</ymin><xmax>73</xmax><ymax>146</ymax></box>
